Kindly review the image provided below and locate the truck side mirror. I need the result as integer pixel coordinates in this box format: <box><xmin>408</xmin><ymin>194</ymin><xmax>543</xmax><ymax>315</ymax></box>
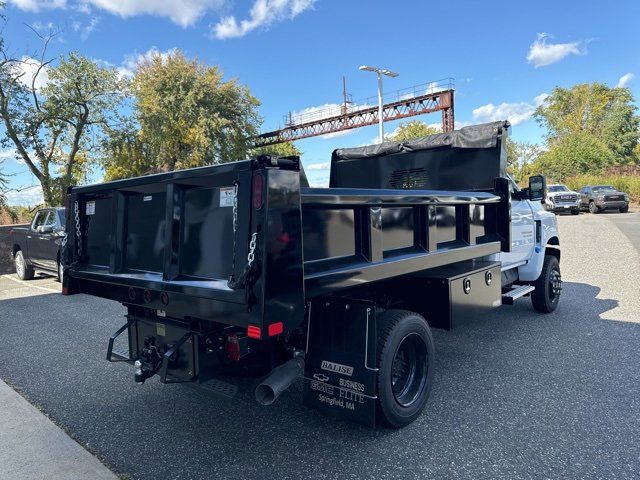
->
<box><xmin>528</xmin><ymin>175</ymin><xmax>546</xmax><ymax>201</ymax></box>
<box><xmin>38</xmin><ymin>225</ymin><xmax>54</xmax><ymax>234</ymax></box>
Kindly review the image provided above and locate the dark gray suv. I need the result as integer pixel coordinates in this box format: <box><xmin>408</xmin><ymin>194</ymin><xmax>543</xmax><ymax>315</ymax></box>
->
<box><xmin>580</xmin><ymin>185</ymin><xmax>629</xmax><ymax>213</ymax></box>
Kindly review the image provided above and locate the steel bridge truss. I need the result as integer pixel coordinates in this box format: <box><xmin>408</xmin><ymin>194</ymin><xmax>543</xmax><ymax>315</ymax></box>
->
<box><xmin>256</xmin><ymin>89</ymin><xmax>455</xmax><ymax>147</ymax></box>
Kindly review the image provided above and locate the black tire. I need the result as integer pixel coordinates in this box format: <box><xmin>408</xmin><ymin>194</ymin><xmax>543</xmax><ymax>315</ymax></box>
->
<box><xmin>588</xmin><ymin>201</ymin><xmax>598</xmax><ymax>214</ymax></box>
<box><xmin>376</xmin><ymin>309</ymin><xmax>435</xmax><ymax>428</ymax></box>
<box><xmin>14</xmin><ymin>250</ymin><xmax>34</xmax><ymax>280</ymax></box>
<box><xmin>531</xmin><ymin>254</ymin><xmax>561</xmax><ymax>313</ymax></box>
<box><xmin>620</xmin><ymin>206</ymin><xmax>629</xmax><ymax>213</ymax></box>
<box><xmin>571</xmin><ymin>209</ymin><xmax>579</xmax><ymax>215</ymax></box>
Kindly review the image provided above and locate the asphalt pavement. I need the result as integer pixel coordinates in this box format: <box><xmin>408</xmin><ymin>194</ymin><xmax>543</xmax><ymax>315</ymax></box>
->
<box><xmin>0</xmin><ymin>212</ymin><xmax>639</xmax><ymax>480</ymax></box>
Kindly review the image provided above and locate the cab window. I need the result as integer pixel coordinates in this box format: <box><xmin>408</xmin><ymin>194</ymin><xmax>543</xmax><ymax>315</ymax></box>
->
<box><xmin>31</xmin><ymin>211</ymin><xmax>47</xmax><ymax>230</ymax></box>
<box><xmin>44</xmin><ymin>212</ymin><xmax>56</xmax><ymax>227</ymax></box>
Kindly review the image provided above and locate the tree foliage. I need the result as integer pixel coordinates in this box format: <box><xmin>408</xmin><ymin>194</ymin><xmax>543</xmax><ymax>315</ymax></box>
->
<box><xmin>250</xmin><ymin>141</ymin><xmax>301</xmax><ymax>158</ymax></box>
<box><xmin>387</xmin><ymin>121</ymin><xmax>440</xmax><ymax>142</ymax></box>
<box><xmin>534</xmin><ymin>83</ymin><xmax>640</xmax><ymax>165</ymax></box>
<box><xmin>505</xmin><ymin>138</ymin><xmax>543</xmax><ymax>181</ymax></box>
<box><xmin>0</xmin><ymin>29</ymin><xmax>126</xmax><ymax>205</ymax></box>
<box><xmin>536</xmin><ymin>132</ymin><xmax>611</xmax><ymax>181</ymax></box>
<box><xmin>104</xmin><ymin>50</ymin><xmax>261</xmax><ymax>180</ymax></box>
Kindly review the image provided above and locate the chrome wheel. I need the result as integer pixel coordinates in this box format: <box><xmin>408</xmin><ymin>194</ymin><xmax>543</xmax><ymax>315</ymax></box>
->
<box><xmin>15</xmin><ymin>252</ymin><xmax>25</xmax><ymax>278</ymax></box>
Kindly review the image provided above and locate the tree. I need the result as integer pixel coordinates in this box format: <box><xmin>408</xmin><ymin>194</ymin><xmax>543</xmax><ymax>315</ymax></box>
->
<box><xmin>505</xmin><ymin>138</ymin><xmax>542</xmax><ymax>181</ymax></box>
<box><xmin>0</xmin><ymin>29</ymin><xmax>127</xmax><ymax>205</ymax></box>
<box><xmin>534</xmin><ymin>83</ymin><xmax>640</xmax><ymax>165</ymax></box>
<box><xmin>104</xmin><ymin>50</ymin><xmax>261</xmax><ymax>180</ymax></box>
<box><xmin>535</xmin><ymin>132</ymin><xmax>611</xmax><ymax>181</ymax></box>
<box><xmin>388</xmin><ymin>121</ymin><xmax>440</xmax><ymax>142</ymax></box>
<box><xmin>250</xmin><ymin>141</ymin><xmax>301</xmax><ymax>158</ymax></box>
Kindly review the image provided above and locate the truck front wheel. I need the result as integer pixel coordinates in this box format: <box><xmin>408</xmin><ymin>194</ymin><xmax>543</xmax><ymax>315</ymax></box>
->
<box><xmin>531</xmin><ymin>254</ymin><xmax>561</xmax><ymax>313</ymax></box>
<box><xmin>14</xmin><ymin>250</ymin><xmax>34</xmax><ymax>280</ymax></box>
<box><xmin>376</xmin><ymin>310</ymin><xmax>435</xmax><ymax>428</ymax></box>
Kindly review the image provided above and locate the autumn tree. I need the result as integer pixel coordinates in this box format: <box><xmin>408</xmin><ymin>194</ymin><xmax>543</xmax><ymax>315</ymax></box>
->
<box><xmin>0</xmin><ymin>26</ymin><xmax>126</xmax><ymax>205</ymax></box>
<box><xmin>388</xmin><ymin>120</ymin><xmax>440</xmax><ymax>142</ymax></box>
<box><xmin>104</xmin><ymin>50</ymin><xmax>261</xmax><ymax>180</ymax></box>
<box><xmin>534</xmin><ymin>83</ymin><xmax>640</xmax><ymax>166</ymax></box>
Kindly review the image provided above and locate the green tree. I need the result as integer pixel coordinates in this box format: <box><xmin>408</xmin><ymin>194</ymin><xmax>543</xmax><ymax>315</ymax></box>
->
<box><xmin>505</xmin><ymin>138</ymin><xmax>542</xmax><ymax>181</ymax></box>
<box><xmin>105</xmin><ymin>50</ymin><xmax>261</xmax><ymax>180</ymax></box>
<box><xmin>534</xmin><ymin>83</ymin><xmax>640</xmax><ymax>165</ymax></box>
<box><xmin>250</xmin><ymin>141</ymin><xmax>301</xmax><ymax>158</ymax></box>
<box><xmin>535</xmin><ymin>132</ymin><xmax>611</xmax><ymax>181</ymax></box>
<box><xmin>0</xmin><ymin>29</ymin><xmax>127</xmax><ymax>205</ymax></box>
<box><xmin>388</xmin><ymin>120</ymin><xmax>440</xmax><ymax>142</ymax></box>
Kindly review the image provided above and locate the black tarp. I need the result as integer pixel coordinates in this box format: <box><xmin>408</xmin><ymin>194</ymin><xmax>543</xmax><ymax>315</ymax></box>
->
<box><xmin>329</xmin><ymin>121</ymin><xmax>510</xmax><ymax>191</ymax></box>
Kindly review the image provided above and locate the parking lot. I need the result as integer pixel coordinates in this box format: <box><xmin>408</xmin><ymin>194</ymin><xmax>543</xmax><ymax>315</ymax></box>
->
<box><xmin>1</xmin><ymin>212</ymin><xmax>639</xmax><ymax>480</ymax></box>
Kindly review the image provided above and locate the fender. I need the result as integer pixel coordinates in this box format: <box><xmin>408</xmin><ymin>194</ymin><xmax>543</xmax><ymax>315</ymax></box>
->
<box><xmin>518</xmin><ymin>208</ymin><xmax>559</xmax><ymax>282</ymax></box>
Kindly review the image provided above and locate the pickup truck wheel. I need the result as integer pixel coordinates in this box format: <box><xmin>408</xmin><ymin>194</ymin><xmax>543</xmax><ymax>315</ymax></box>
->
<box><xmin>376</xmin><ymin>310</ymin><xmax>434</xmax><ymax>428</ymax></box>
<box><xmin>571</xmin><ymin>208</ymin><xmax>580</xmax><ymax>215</ymax></box>
<box><xmin>588</xmin><ymin>201</ymin><xmax>598</xmax><ymax>214</ymax></box>
<box><xmin>620</xmin><ymin>206</ymin><xmax>629</xmax><ymax>213</ymax></box>
<box><xmin>14</xmin><ymin>250</ymin><xmax>34</xmax><ymax>280</ymax></box>
<box><xmin>531</xmin><ymin>255</ymin><xmax>561</xmax><ymax>313</ymax></box>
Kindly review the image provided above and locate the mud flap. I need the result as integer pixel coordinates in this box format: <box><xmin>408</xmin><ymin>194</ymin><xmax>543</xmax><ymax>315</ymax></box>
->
<box><xmin>302</xmin><ymin>298</ymin><xmax>378</xmax><ymax>427</ymax></box>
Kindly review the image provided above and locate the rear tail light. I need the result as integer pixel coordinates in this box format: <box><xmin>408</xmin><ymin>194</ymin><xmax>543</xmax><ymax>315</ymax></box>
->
<box><xmin>268</xmin><ymin>322</ymin><xmax>284</xmax><ymax>337</ymax></box>
<box><xmin>62</xmin><ymin>287</ymin><xmax>69</xmax><ymax>295</ymax></box>
<box><xmin>247</xmin><ymin>325</ymin><xmax>261</xmax><ymax>340</ymax></box>
<box><xmin>252</xmin><ymin>174</ymin><xmax>264</xmax><ymax>210</ymax></box>
<box><xmin>226</xmin><ymin>333</ymin><xmax>241</xmax><ymax>362</ymax></box>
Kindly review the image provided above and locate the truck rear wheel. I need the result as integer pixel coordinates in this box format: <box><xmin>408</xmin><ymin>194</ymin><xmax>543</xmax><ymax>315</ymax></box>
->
<box><xmin>14</xmin><ymin>250</ymin><xmax>34</xmax><ymax>280</ymax></box>
<box><xmin>376</xmin><ymin>310</ymin><xmax>434</xmax><ymax>428</ymax></box>
<box><xmin>531</xmin><ymin>254</ymin><xmax>561</xmax><ymax>313</ymax></box>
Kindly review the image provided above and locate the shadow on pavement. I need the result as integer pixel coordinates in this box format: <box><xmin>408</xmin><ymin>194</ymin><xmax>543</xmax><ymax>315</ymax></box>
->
<box><xmin>0</xmin><ymin>281</ymin><xmax>638</xmax><ymax>480</ymax></box>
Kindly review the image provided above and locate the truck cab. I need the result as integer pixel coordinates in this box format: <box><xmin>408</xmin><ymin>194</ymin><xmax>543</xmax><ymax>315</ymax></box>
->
<box><xmin>10</xmin><ymin>207</ymin><xmax>66</xmax><ymax>280</ymax></box>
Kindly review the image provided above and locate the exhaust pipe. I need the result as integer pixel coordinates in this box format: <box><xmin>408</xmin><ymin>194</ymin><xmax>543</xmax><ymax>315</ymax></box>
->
<box><xmin>255</xmin><ymin>356</ymin><xmax>305</xmax><ymax>405</ymax></box>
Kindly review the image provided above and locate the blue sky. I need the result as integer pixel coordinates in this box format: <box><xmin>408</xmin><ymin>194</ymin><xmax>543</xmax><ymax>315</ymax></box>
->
<box><xmin>1</xmin><ymin>0</ymin><xmax>639</xmax><ymax>204</ymax></box>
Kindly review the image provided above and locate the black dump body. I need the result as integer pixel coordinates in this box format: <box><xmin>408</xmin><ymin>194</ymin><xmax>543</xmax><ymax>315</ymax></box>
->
<box><xmin>63</xmin><ymin>121</ymin><xmax>513</xmax><ymax>419</ymax></box>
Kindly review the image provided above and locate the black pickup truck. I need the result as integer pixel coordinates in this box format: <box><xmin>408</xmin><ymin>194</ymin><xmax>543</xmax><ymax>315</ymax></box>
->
<box><xmin>62</xmin><ymin>121</ymin><xmax>561</xmax><ymax>428</ymax></box>
<box><xmin>9</xmin><ymin>207</ymin><xmax>66</xmax><ymax>281</ymax></box>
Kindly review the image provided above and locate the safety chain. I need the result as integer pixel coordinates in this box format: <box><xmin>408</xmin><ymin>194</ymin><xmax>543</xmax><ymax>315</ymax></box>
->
<box><xmin>232</xmin><ymin>182</ymin><xmax>238</xmax><ymax>235</ymax></box>
<box><xmin>247</xmin><ymin>232</ymin><xmax>257</xmax><ymax>266</ymax></box>
<box><xmin>74</xmin><ymin>201</ymin><xmax>82</xmax><ymax>259</ymax></box>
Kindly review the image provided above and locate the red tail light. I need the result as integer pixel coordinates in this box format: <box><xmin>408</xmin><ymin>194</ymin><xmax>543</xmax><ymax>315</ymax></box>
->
<box><xmin>247</xmin><ymin>325</ymin><xmax>261</xmax><ymax>340</ymax></box>
<box><xmin>62</xmin><ymin>287</ymin><xmax>69</xmax><ymax>295</ymax></box>
<box><xmin>268</xmin><ymin>322</ymin><xmax>283</xmax><ymax>337</ymax></box>
<box><xmin>226</xmin><ymin>333</ymin><xmax>241</xmax><ymax>362</ymax></box>
<box><xmin>252</xmin><ymin>174</ymin><xmax>264</xmax><ymax>210</ymax></box>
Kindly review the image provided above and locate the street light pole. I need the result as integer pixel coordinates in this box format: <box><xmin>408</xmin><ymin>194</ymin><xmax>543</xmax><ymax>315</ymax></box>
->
<box><xmin>359</xmin><ymin>65</ymin><xmax>399</xmax><ymax>143</ymax></box>
<box><xmin>377</xmin><ymin>71</ymin><xmax>384</xmax><ymax>143</ymax></box>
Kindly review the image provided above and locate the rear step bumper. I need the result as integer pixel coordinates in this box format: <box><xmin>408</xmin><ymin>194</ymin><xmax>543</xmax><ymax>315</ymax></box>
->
<box><xmin>502</xmin><ymin>285</ymin><xmax>535</xmax><ymax>305</ymax></box>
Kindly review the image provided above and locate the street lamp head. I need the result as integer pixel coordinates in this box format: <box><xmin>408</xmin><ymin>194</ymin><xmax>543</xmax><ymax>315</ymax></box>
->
<box><xmin>380</xmin><ymin>69</ymin><xmax>399</xmax><ymax>78</ymax></box>
<box><xmin>359</xmin><ymin>65</ymin><xmax>377</xmax><ymax>72</ymax></box>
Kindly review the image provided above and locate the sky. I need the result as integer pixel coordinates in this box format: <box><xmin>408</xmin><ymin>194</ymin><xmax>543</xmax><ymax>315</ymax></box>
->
<box><xmin>1</xmin><ymin>0</ymin><xmax>639</xmax><ymax>205</ymax></box>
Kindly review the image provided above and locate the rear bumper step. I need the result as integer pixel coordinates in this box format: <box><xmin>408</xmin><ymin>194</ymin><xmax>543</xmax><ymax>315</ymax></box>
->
<box><xmin>502</xmin><ymin>285</ymin><xmax>535</xmax><ymax>305</ymax></box>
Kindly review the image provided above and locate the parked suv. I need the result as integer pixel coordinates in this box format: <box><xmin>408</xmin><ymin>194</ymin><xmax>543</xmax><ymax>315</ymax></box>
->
<box><xmin>580</xmin><ymin>185</ymin><xmax>629</xmax><ymax>213</ymax></box>
<box><xmin>545</xmin><ymin>184</ymin><xmax>580</xmax><ymax>215</ymax></box>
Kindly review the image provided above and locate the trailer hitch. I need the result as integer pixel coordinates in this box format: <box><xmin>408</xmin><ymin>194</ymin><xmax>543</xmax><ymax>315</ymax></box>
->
<box><xmin>134</xmin><ymin>336</ymin><xmax>163</xmax><ymax>384</ymax></box>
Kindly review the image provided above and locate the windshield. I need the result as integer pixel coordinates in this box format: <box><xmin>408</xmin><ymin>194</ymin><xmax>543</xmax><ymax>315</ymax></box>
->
<box><xmin>548</xmin><ymin>185</ymin><xmax>569</xmax><ymax>192</ymax></box>
<box><xmin>592</xmin><ymin>185</ymin><xmax>615</xmax><ymax>192</ymax></box>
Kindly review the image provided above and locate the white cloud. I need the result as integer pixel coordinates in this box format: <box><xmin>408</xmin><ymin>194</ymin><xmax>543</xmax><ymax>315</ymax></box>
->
<box><xmin>526</xmin><ymin>33</ymin><xmax>586</xmax><ymax>68</ymax></box>
<box><xmin>8</xmin><ymin>0</ymin><xmax>66</xmax><ymax>12</ymax></box>
<box><xmin>212</xmin><ymin>0</ymin><xmax>315</xmax><ymax>39</ymax></box>
<box><xmin>13</xmin><ymin>57</ymin><xmax>51</xmax><ymax>92</ymax></box>
<box><xmin>5</xmin><ymin>185</ymin><xmax>44</xmax><ymax>206</ymax></box>
<box><xmin>118</xmin><ymin>46</ymin><xmax>177</xmax><ymax>78</ymax></box>
<box><xmin>76</xmin><ymin>0</ymin><xmax>224</xmax><ymax>27</ymax></box>
<box><xmin>78</xmin><ymin>17</ymin><xmax>100</xmax><ymax>40</ymax></box>
<box><xmin>617</xmin><ymin>73</ymin><xmax>635</xmax><ymax>88</ymax></box>
<box><xmin>472</xmin><ymin>93</ymin><xmax>548</xmax><ymax>126</ymax></box>
<box><xmin>306</xmin><ymin>162</ymin><xmax>330</xmax><ymax>171</ymax></box>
